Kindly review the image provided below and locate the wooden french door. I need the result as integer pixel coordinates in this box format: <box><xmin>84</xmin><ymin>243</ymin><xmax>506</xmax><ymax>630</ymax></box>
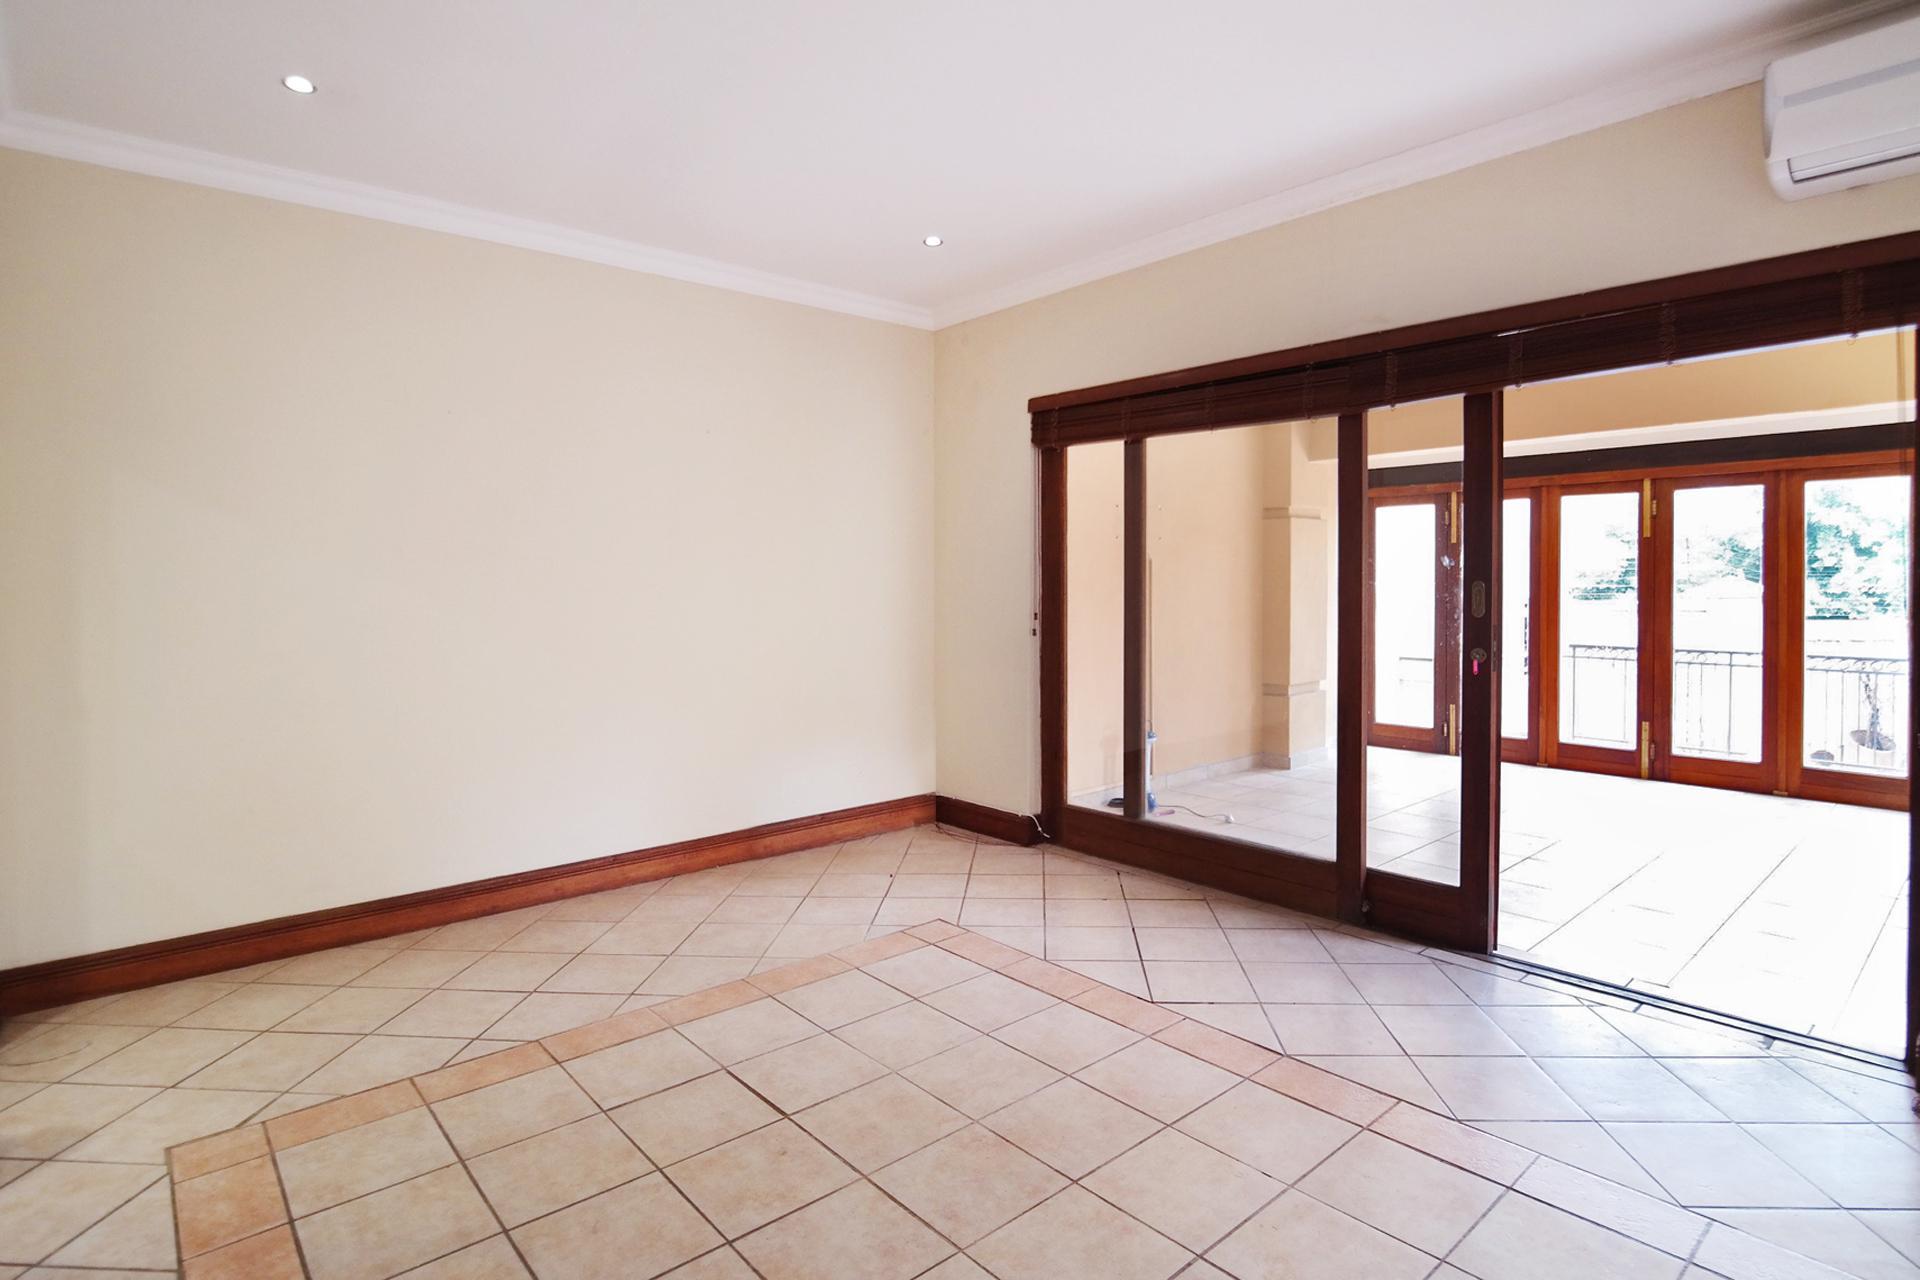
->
<box><xmin>1784</xmin><ymin>464</ymin><xmax>1913</xmax><ymax>809</ymax></box>
<box><xmin>1366</xmin><ymin>491</ymin><xmax>1457</xmax><ymax>755</ymax></box>
<box><xmin>1376</xmin><ymin>458</ymin><xmax>1912</xmax><ymax>809</ymax></box>
<box><xmin>1543</xmin><ymin>481</ymin><xmax>1648</xmax><ymax>779</ymax></box>
<box><xmin>1649</xmin><ymin>476</ymin><xmax>1779</xmax><ymax>793</ymax></box>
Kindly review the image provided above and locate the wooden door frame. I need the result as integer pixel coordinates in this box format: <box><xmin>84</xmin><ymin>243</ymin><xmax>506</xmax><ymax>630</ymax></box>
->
<box><xmin>1541</xmin><ymin>479</ymin><xmax>1650</xmax><ymax>778</ymax></box>
<box><xmin>1652</xmin><ymin>473</ymin><xmax>1780</xmax><ymax>794</ymax></box>
<box><xmin>1365</xmin><ymin>490</ymin><xmax>1455</xmax><ymax>754</ymax></box>
<box><xmin>1500</xmin><ymin>489</ymin><xmax>1544</xmax><ymax>765</ymax></box>
<box><xmin>1030</xmin><ymin>232</ymin><xmax>1920</xmax><ymax>1068</ymax></box>
<box><xmin>1787</xmin><ymin>461</ymin><xmax>1916</xmax><ymax>810</ymax></box>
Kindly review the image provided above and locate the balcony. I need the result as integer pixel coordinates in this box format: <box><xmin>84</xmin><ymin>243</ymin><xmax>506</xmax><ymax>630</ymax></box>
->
<box><xmin>1565</xmin><ymin>643</ymin><xmax>1909</xmax><ymax>774</ymax></box>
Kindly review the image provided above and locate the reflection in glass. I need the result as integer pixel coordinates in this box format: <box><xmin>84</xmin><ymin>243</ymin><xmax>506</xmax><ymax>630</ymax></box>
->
<box><xmin>1138</xmin><ymin>420</ymin><xmax>1338</xmax><ymax>860</ymax></box>
<box><xmin>1671</xmin><ymin>485</ymin><xmax>1765</xmax><ymax>761</ymax></box>
<box><xmin>1558</xmin><ymin>491</ymin><xmax>1640</xmax><ymax>749</ymax></box>
<box><xmin>1804</xmin><ymin>475</ymin><xmax>1909</xmax><ymax>777</ymax></box>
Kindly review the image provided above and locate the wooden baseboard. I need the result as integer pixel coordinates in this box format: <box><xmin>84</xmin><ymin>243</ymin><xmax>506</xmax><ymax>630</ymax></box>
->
<box><xmin>934</xmin><ymin>795</ymin><xmax>1043</xmax><ymax>846</ymax></box>
<box><xmin>0</xmin><ymin>794</ymin><xmax>934</xmax><ymax>1017</ymax></box>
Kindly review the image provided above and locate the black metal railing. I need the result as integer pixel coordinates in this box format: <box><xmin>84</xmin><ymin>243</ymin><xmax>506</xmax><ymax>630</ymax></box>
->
<box><xmin>1804</xmin><ymin>649</ymin><xmax>1908</xmax><ymax>773</ymax></box>
<box><xmin>1565</xmin><ymin>642</ymin><xmax>1908</xmax><ymax>772</ymax></box>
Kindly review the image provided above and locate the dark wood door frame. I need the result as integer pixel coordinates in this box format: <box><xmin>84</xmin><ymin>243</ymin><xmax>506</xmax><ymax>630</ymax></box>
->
<box><xmin>1458</xmin><ymin>393</ymin><xmax>1504</xmax><ymax>954</ymax></box>
<box><xmin>1032</xmin><ymin>232</ymin><xmax>1920</xmax><ymax>1067</ymax></box>
<box><xmin>1337</xmin><ymin>412</ymin><xmax>1370</xmax><ymax>926</ymax></box>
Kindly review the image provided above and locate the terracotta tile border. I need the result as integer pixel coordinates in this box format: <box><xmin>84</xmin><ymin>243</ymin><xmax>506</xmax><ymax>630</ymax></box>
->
<box><xmin>833</xmin><ymin>931</ymin><xmax>926</xmax><ymax>966</ymax></box>
<box><xmin>265</xmin><ymin>1079</ymin><xmax>423</xmax><ymax>1151</ymax></box>
<box><xmin>653</xmin><ymin>979</ymin><xmax>763</xmax><ymax>1026</ymax></box>
<box><xmin>175</xmin><ymin>1153</ymin><xmax>287</xmax><ymax>1258</ymax></box>
<box><xmin>747</xmin><ymin>953</ymin><xmax>850</xmax><ymax>996</ymax></box>
<box><xmin>1070</xmin><ymin>985</ymin><xmax>1182</xmax><ymax>1036</ymax></box>
<box><xmin>1250</xmin><ymin>1056</ymin><xmax>1395</xmax><ymax>1125</ymax></box>
<box><xmin>155</xmin><ymin>919</ymin><xmax>1827</xmax><ymax>1280</ymax></box>
<box><xmin>933</xmin><ymin>931</ymin><xmax>1029</xmax><ymax>970</ymax></box>
<box><xmin>541</xmin><ymin>1009</ymin><xmax>665</xmax><ymax>1062</ymax></box>
<box><xmin>416</xmin><ymin>1040</ymin><xmax>555</xmax><ymax>1100</ymax></box>
<box><xmin>1371</xmin><ymin>1100</ymin><xmax>1535</xmax><ymax>1185</ymax></box>
<box><xmin>999</xmin><ymin>955</ymin><xmax>1098</xmax><ymax>999</ymax></box>
<box><xmin>181</xmin><ymin>1221</ymin><xmax>304</xmax><ymax>1279</ymax></box>
<box><xmin>1153</xmin><ymin>1018</ymin><xmax>1280</xmax><ymax>1077</ymax></box>
<box><xmin>170</xmin><ymin>1121</ymin><xmax>269</xmax><ymax>1182</ymax></box>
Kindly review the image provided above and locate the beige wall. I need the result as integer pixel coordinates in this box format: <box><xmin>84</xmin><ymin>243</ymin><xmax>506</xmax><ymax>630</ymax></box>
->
<box><xmin>8</xmin><ymin>76</ymin><xmax>1920</xmax><ymax>967</ymax></box>
<box><xmin>934</xmin><ymin>84</ymin><xmax>1920</xmax><ymax>816</ymax></box>
<box><xmin>0</xmin><ymin>148</ymin><xmax>936</xmax><ymax>969</ymax></box>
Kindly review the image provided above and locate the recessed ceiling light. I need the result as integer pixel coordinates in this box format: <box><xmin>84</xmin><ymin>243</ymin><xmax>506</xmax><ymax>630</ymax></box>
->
<box><xmin>922</xmin><ymin>235</ymin><xmax>943</xmax><ymax>248</ymax></box>
<box><xmin>281</xmin><ymin>74</ymin><xmax>316</xmax><ymax>95</ymax></box>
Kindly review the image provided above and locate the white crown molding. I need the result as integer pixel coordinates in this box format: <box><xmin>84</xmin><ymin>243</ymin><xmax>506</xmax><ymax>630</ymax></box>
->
<box><xmin>928</xmin><ymin>0</ymin><xmax>1913</xmax><ymax>329</ymax></box>
<box><xmin>0</xmin><ymin>0</ymin><xmax>1904</xmax><ymax>334</ymax></box>
<box><xmin>0</xmin><ymin>109</ymin><xmax>938</xmax><ymax>330</ymax></box>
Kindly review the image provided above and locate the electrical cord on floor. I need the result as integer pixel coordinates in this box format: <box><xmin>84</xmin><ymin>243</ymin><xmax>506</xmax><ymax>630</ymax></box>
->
<box><xmin>1153</xmin><ymin>804</ymin><xmax>1236</xmax><ymax>825</ymax></box>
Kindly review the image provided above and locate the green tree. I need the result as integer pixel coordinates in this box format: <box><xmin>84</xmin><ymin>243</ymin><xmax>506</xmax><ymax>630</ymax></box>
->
<box><xmin>1806</xmin><ymin>486</ymin><xmax>1907</xmax><ymax>619</ymax></box>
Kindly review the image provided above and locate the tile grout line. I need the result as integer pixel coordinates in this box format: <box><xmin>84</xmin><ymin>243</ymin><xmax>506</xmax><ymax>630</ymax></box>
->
<box><xmin>11</xmin><ymin>830</ymin><xmax>1914</xmax><ymax>1278</ymax></box>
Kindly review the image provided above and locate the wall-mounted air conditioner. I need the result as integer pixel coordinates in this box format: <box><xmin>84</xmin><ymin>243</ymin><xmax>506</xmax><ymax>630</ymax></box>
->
<box><xmin>1764</xmin><ymin>8</ymin><xmax>1920</xmax><ymax>200</ymax></box>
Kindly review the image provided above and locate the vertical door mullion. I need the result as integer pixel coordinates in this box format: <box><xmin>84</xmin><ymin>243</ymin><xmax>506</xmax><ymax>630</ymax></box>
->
<box><xmin>1539</xmin><ymin>487</ymin><xmax>1562</xmax><ymax>766</ymax></box>
<box><xmin>1645</xmin><ymin>479</ymin><xmax>1672</xmax><ymax>782</ymax></box>
<box><xmin>1760</xmin><ymin>472</ymin><xmax>1785</xmax><ymax>797</ymax></box>
<box><xmin>1122</xmin><ymin>439</ymin><xmax>1148</xmax><ymax>820</ymax></box>
<box><xmin>1781</xmin><ymin>477</ymin><xmax>1809</xmax><ymax>799</ymax></box>
<box><xmin>1460</xmin><ymin>392</ymin><xmax>1504</xmax><ymax>952</ymax></box>
<box><xmin>1337</xmin><ymin>412</ymin><xmax>1370</xmax><ymax>925</ymax></box>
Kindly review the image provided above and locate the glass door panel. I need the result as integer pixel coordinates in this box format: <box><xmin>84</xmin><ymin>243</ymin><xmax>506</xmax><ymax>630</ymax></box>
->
<box><xmin>1670</xmin><ymin>485</ymin><xmax>1766</xmax><ymax>762</ymax></box>
<box><xmin>1065</xmin><ymin>441</ymin><xmax>1125</xmax><ymax>813</ymax></box>
<box><xmin>1558</xmin><ymin>490</ymin><xmax>1642</xmax><ymax>752</ymax></box>
<box><xmin>1803</xmin><ymin>474</ymin><xmax>1910</xmax><ymax>779</ymax></box>
<box><xmin>1373</xmin><ymin>501</ymin><xmax>1441</xmax><ymax>732</ymax></box>
<box><xmin>1144</xmin><ymin>420</ymin><xmax>1337</xmax><ymax>860</ymax></box>
<box><xmin>1502</xmin><ymin>495</ymin><xmax>1532</xmax><ymax>745</ymax></box>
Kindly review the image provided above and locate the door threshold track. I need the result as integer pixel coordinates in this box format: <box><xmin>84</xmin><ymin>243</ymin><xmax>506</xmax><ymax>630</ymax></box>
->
<box><xmin>1478</xmin><ymin>948</ymin><xmax>1906</xmax><ymax>1074</ymax></box>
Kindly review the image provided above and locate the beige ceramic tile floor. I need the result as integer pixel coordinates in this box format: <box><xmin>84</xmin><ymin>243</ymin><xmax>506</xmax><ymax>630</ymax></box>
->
<box><xmin>2</xmin><ymin>822</ymin><xmax>1918</xmax><ymax>1279</ymax></box>
<box><xmin>1141</xmin><ymin>746</ymin><xmax>1909</xmax><ymax>1054</ymax></box>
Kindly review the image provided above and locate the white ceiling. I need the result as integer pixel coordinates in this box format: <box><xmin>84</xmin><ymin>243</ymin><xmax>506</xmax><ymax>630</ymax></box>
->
<box><xmin>0</xmin><ymin>1</ymin><xmax>1902</xmax><ymax>327</ymax></box>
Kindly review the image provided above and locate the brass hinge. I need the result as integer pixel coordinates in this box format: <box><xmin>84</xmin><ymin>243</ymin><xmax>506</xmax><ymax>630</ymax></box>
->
<box><xmin>1448</xmin><ymin>703</ymin><xmax>1459</xmax><ymax>755</ymax></box>
<box><xmin>1641</xmin><ymin>480</ymin><xmax>1654</xmax><ymax>538</ymax></box>
<box><xmin>1639</xmin><ymin>721</ymin><xmax>1653</xmax><ymax>779</ymax></box>
<box><xmin>1448</xmin><ymin>492</ymin><xmax>1459</xmax><ymax>545</ymax></box>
